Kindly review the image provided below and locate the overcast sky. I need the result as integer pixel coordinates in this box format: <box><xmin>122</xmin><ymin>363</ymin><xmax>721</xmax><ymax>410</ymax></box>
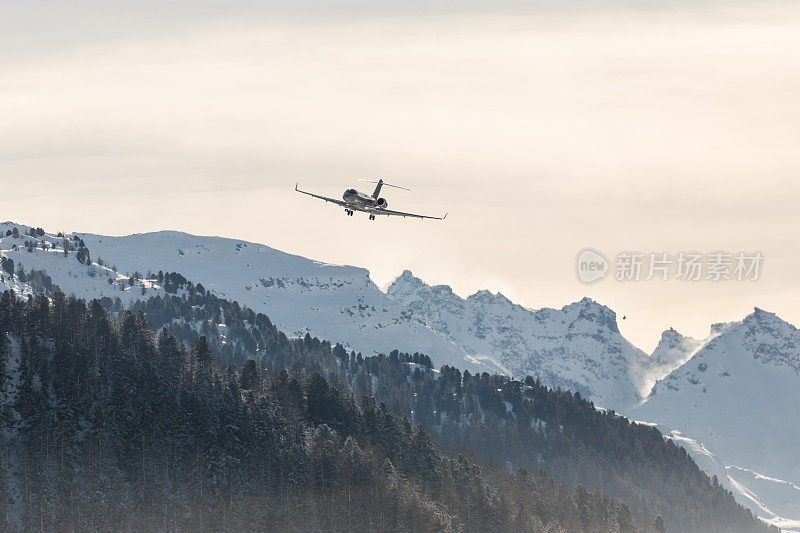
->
<box><xmin>2</xmin><ymin>1</ymin><xmax>799</xmax><ymax>351</ymax></box>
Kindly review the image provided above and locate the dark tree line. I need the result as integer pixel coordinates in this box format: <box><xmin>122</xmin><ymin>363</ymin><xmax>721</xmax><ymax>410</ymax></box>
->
<box><xmin>115</xmin><ymin>279</ymin><xmax>774</xmax><ymax>533</ymax></box>
<box><xmin>1</xmin><ymin>291</ymin><xmax>663</xmax><ymax>532</ymax></box>
<box><xmin>0</xmin><ymin>258</ymin><xmax>777</xmax><ymax>532</ymax></box>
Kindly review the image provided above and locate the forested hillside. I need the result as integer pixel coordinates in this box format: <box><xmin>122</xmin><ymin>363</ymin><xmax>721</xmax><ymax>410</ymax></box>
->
<box><xmin>122</xmin><ymin>277</ymin><xmax>770</xmax><ymax>533</ymax></box>
<box><xmin>2</xmin><ymin>291</ymin><xmax>657</xmax><ymax>531</ymax></box>
<box><xmin>3</xmin><ymin>224</ymin><xmax>794</xmax><ymax>526</ymax></box>
<box><xmin>0</xmin><ymin>277</ymin><xmax>775</xmax><ymax>531</ymax></box>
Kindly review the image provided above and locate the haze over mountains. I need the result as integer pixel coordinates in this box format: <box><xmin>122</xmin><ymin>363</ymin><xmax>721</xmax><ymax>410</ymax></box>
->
<box><xmin>1</xmin><ymin>221</ymin><xmax>798</xmax><ymax>530</ymax></box>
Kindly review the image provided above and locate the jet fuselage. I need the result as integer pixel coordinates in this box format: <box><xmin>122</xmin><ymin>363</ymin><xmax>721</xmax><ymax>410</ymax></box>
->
<box><xmin>342</xmin><ymin>189</ymin><xmax>387</xmax><ymax>209</ymax></box>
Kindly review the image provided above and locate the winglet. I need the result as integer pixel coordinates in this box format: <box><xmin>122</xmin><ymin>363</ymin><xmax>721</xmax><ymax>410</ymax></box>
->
<box><xmin>442</xmin><ymin>212</ymin><xmax>448</xmax><ymax>220</ymax></box>
<box><xmin>295</xmin><ymin>182</ymin><xmax>299</xmax><ymax>191</ymax></box>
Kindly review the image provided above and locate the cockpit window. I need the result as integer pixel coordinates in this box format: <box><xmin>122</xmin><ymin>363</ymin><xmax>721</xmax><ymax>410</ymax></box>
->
<box><xmin>346</xmin><ymin>189</ymin><xmax>357</xmax><ymax>194</ymax></box>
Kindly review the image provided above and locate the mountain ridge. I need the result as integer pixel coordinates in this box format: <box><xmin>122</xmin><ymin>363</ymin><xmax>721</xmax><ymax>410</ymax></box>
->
<box><xmin>631</xmin><ymin>308</ymin><xmax>800</xmax><ymax>529</ymax></box>
<box><xmin>387</xmin><ymin>269</ymin><xmax>648</xmax><ymax>409</ymax></box>
<box><xmin>2</xmin><ymin>221</ymin><xmax>798</xmax><ymax>527</ymax></box>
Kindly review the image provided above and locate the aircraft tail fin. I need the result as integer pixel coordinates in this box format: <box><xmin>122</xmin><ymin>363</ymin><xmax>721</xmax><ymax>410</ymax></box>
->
<box><xmin>359</xmin><ymin>178</ymin><xmax>411</xmax><ymax>198</ymax></box>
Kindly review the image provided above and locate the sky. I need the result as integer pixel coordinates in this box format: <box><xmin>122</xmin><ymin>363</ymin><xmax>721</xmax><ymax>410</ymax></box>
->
<box><xmin>2</xmin><ymin>1</ymin><xmax>799</xmax><ymax>351</ymax></box>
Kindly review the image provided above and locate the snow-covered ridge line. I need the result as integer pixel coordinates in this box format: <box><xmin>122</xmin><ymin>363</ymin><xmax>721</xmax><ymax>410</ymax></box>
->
<box><xmin>1</xmin><ymin>222</ymin><xmax>166</xmax><ymax>305</ymax></box>
<box><xmin>0</xmin><ymin>222</ymin><xmax>505</xmax><ymax>376</ymax></box>
<box><xmin>388</xmin><ymin>269</ymin><xmax>656</xmax><ymax>409</ymax></box>
<box><xmin>3</xmin><ymin>221</ymin><xmax>799</xmax><ymax>526</ymax></box>
<box><xmin>4</xmin><ymin>221</ymin><xmax>798</xmax><ymax>406</ymax></box>
<box><xmin>384</xmin><ymin>265</ymin><xmax>800</xmax><ymax>528</ymax></box>
<box><xmin>632</xmin><ymin>308</ymin><xmax>800</xmax><ymax>529</ymax></box>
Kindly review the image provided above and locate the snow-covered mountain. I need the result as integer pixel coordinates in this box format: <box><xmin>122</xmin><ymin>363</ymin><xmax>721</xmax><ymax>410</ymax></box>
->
<box><xmin>630</xmin><ymin>309</ymin><xmax>800</xmax><ymax>529</ymax></box>
<box><xmin>631</xmin><ymin>327</ymin><xmax>704</xmax><ymax>399</ymax></box>
<box><xmin>387</xmin><ymin>270</ymin><xmax>650</xmax><ymax>409</ymax></box>
<box><xmin>1</xmin><ymin>222</ymin><xmax>655</xmax><ymax>409</ymax></box>
<box><xmin>0</xmin><ymin>222</ymin><xmax>165</xmax><ymax>305</ymax></box>
<box><xmin>0</xmin><ymin>222</ymin><xmax>503</xmax><ymax>375</ymax></box>
<box><xmin>3</xmin><ymin>221</ymin><xmax>799</xmax><ymax>526</ymax></box>
<box><xmin>663</xmin><ymin>430</ymin><xmax>800</xmax><ymax>531</ymax></box>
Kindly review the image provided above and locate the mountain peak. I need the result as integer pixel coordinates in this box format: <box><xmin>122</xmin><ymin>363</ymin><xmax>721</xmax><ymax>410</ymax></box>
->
<box><xmin>742</xmin><ymin>307</ymin><xmax>786</xmax><ymax>327</ymax></box>
<box><xmin>466</xmin><ymin>289</ymin><xmax>511</xmax><ymax>306</ymax></box>
<box><xmin>561</xmin><ymin>297</ymin><xmax>619</xmax><ymax>333</ymax></box>
<box><xmin>649</xmin><ymin>327</ymin><xmax>701</xmax><ymax>370</ymax></box>
<box><xmin>705</xmin><ymin>308</ymin><xmax>791</xmax><ymax>340</ymax></box>
<box><xmin>394</xmin><ymin>269</ymin><xmax>423</xmax><ymax>285</ymax></box>
<box><xmin>729</xmin><ymin>308</ymin><xmax>797</xmax><ymax>346</ymax></box>
<box><xmin>388</xmin><ymin>270</ymin><xmax>449</xmax><ymax>291</ymax></box>
<box><xmin>658</xmin><ymin>327</ymin><xmax>685</xmax><ymax>344</ymax></box>
<box><xmin>565</xmin><ymin>296</ymin><xmax>606</xmax><ymax>310</ymax></box>
<box><xmin>386</xmin><ymin>270</ymin><xmax>459</xmax><ymax>308</ymax></box>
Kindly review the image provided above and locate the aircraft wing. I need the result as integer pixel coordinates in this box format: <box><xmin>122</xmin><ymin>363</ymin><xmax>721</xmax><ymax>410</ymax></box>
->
<box><xmin>374</xmin><ymin>207</ymin><xmax>448</xmax><ymax>220</ymax></box>
<box><xmin>295</xmin><ymin>183</ymin><xmax>347</xmax><ymax>207</ymax></box>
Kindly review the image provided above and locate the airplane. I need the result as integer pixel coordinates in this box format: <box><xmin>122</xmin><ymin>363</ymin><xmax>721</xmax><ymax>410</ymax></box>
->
<box><xmin>295</xmin><ymin>179</ymin><xmax>447</xmax><ymax>220</ymax></box>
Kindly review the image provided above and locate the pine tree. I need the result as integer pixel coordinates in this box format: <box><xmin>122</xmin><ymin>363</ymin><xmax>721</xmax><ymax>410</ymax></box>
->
<box><xmin>616</xmin><ymin>502</ymin><xmax>637</xmax><ymax>533</ymax></box>
<box><xmin>0</xmin><ymin>257</ymin><xmax>13</xmax><ymax>276</ymax></box>
<box><xmin>239</xmin><ymin>359</ymin><xmax>260</xmax><ymax>390</ymax></box>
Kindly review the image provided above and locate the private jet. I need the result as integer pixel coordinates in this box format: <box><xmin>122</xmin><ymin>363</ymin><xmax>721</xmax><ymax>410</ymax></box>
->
<box><xmin>295</xmin><ymin>179</ymin><xmax>447</xmax><ymax>220</ymax></box>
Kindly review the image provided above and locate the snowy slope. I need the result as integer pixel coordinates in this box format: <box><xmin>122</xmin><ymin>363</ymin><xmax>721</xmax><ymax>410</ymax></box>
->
<box><xmin>76</xmin><ymin>230</ymin><xmax>506</xmax><ymax>372</ymax></box>
<box><xmin>630</xmin><ymin>308</ymin><xmax>800</xmax><ymax>527</ymax></box>
<box><xmin>0</xmin><ymin>222</ymin><xmax>164</xmax><ymax>304</ymax></box>
<box><xmin>0</xmin><ymin>223</ymin><xmax>683</xmax><ymax>409</ymax></box>
<box><xmin>662</xmin><ymin>430</ymin><xmax>800</xmax><ymax>531</ymax></box>
<box><xmin>727</xmin><ymin>466</ymin><xmax>800</xmax><ymax>531</ymax></box>
<box><xmin>386</xmin><ymin>270</ymin><xmax>650</xmax><ymax>409</ymax></box>
<box><xmin>0</xmin><ymin>223</ymin><xmax>501</xmax><ymax>374</ymax></box>
<box><xmin>3</xmin><ymin>221</ymin><xmax>798</xmax><ymax>526</ymax></box>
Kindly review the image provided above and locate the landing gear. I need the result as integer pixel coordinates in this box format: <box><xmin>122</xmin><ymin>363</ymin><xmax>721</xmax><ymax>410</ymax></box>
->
<box><xmin>345</xmin><ymin>209</ymin><xmax>354</xmax><ymax>216</ymax></box>
<box><xmin>369</xmin><ymin>214</ymin><xmax>375</xmax><ymax>220</ymax></box>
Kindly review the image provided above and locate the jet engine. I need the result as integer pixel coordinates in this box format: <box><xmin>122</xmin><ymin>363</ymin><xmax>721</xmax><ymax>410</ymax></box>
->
<box><xmin>376</xmin><ymin>198</ymin><xmax>388</xmax><ymax>208</ymax></box>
